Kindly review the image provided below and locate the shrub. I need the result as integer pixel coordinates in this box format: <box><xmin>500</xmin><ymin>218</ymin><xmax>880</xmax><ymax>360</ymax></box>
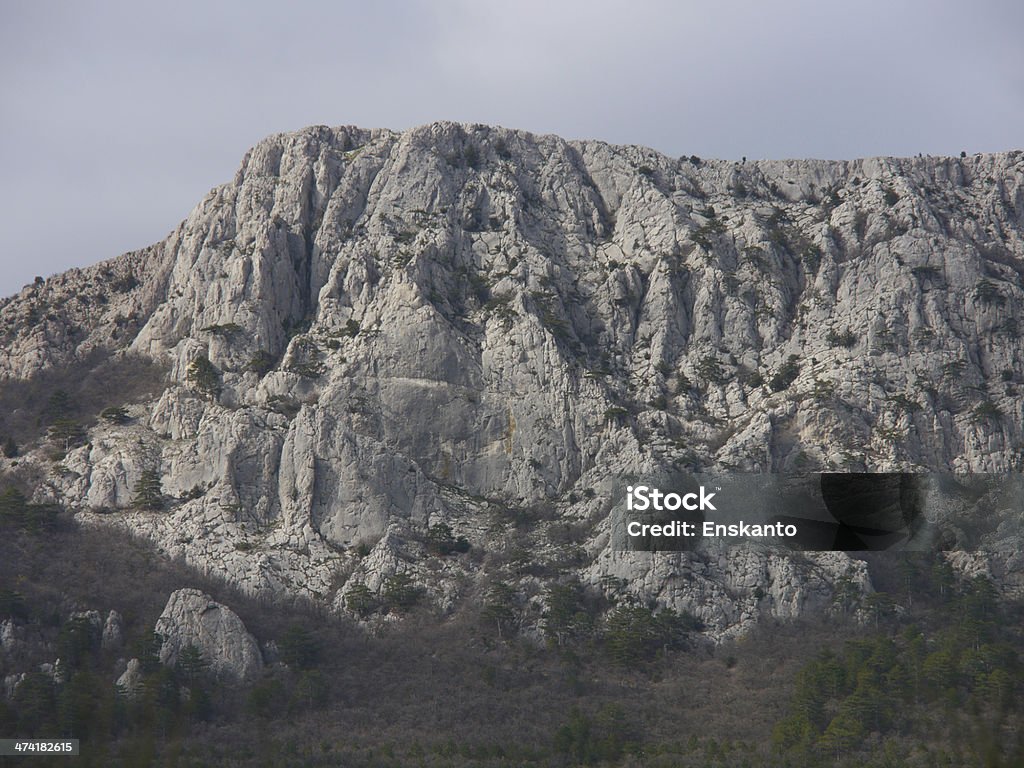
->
<box><xmin>738</xmin><ymin>368</ymin><xmax>763</xmax><ymax>388</ymax></box>
<box><xmin>0</xmin><ymin>350</ymin><xmax>166</xmax><ymax>447</ymax></box>
<box><xmin>974</xmin><ymin>280</ymin><xmax>1005</xmax><ymax>307</ymax></box>
<box><xmin>345</xmin><ymin>584</ymin><xmax>378</xmax><ymax>618</ymax></box>
<box><xmin>769</xmin><ymin>355</ymin><xmax>801</xmax><ymax>392</ymax></box>
<box><xmin>200</xmin><ymin>322</ymin><xmax>242</xmax><ymax>336</ymax></box>
<box><xmin>425</xmin><ymin>523</ymin><xmax>470</xmax><ymax>556</ymax></box>
<box><xmin>463</xmin><ymin>143</ymin><xmax>481</xmax><ymax>170</ymax></box>
<box><xmin>696</xmin><ymin>355</ymin><xmax>728</xmax><ymax>384</ymax></box>
<box><xmin>826</xmin><ymin>329</ymin><xmax>858</xmax><ymax>348</ymax></box>
<box><xmin>803</xmin><ymin>244</ymin><xmax>823</xmax><ymax>273</ymax></box>
<box><xmin>100</xmin><ymin>405</ymin><xmax>131</xmax><ymax>424</ymax></box>
<box><xmin>604</xmin><ymin>406</ymin><xmax>629</xmax><ymax>422</ymax></box>
<box><xmin>0</xmin><ymin>589</ymin><xmax>28</xmax><ymax>620</ymax></box>
<box><xmin>888</xmin><ymin>394</ymin><xmax>922</xmax><ymax>413</ymax></box>
<box><xmin>246</xmin><ymin>351</ymin><xmax>275</xmax><ymax>377</ymax></box>
<box><xmin>972</xmin><ymin>401</ymin><xmax>1002</xmax><ymax>423</ymax></box>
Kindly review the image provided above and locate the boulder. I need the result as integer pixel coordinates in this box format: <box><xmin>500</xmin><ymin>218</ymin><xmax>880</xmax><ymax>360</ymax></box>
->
<box><xmin>154</xmin><ymin>588</ymin><xmax>262</xmax><ymax>681</ymax></box>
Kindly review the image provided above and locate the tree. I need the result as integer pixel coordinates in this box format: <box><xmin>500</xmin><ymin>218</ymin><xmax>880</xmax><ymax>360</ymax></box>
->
<box><xmin>543</xmin><ymin>580</ymin><xmax>594</xmax><ymax>649</ymax></box>
<box><xmin>12</xmin><ymin>672</ymin><xmax>57</xmax><ymax>736</ymax></box>
<box><xmin>291</xmin><ymin>671</ymin><xmax>329</xmax><ymax>712</ymax></box>
<box><xmin>382</xmin><ymin>573</ymin><xmax>422</xmax><ymax>612</ymax></box>
<box><xmin>186</xmin><ymin>355</ymin><xmax>221</xmax><ymax>399</ymax></box>
<box><xmin>865</xmin><ymin>591</ymin><xmax>897</xmax><ymax>628</ymax></box>
<box><xmin>44</xmin><ymin>389</ymin><xmax>74</xmax><ymax>422</ymax></box>
<box><xmin>279</xmin><ymin>625</ymin><xmax>320</xmax><ymax>670</ymax></box>
<box><xmin>0</xmin><ymin>589</ymin><xmax>28</xmax><ymax>620</ymax></box>
<box><xmin>770</xmin><ymin>355</ymin><xmax>801</xmax><ymax>392</ymax></box>
<box><xmin>47</xmin><ymin>418</ymin><xmax>86</xmax><ymax>452</ymax></box>
<box><xmin>603</xmin><ymin>603</ymin><xmax>692</xmax><ymax>666</ymax></box>
<box><xmin>0</xmin><ymin>486</ymin><xmax>58</xmax><ymax>533</ymax></box>
<box><xmin>132</xmin><ymin>470</ymin><xmax>163</xmax><ymax>511</ymax></box>
<box><xmin>247</xmin><ymin>678</ymin><xmax>286</xmax><ymax>719</ymax></box>
<box><xmin>345</xmin><ymin>584</ymin><xmax>378</xmax><ymax>618</ymax></box>
<box><xmin>426</xmin><ymin>522</ymin><xmax>471</xmax><ymax>556</ymax></box>
<box><xmin>131</xmin><ymin>631</ymin><xmax>165</xmax><ymax>675</ymax></box>
<box><xmin>57</xmin><ymin>615</ymin><xmax>101</xmax><ymax>671</ymax></box>
<box><xmin>818</xmin><ymin>708</ymin><xmax>864</xmax><ymax>760</ymax></box>
<box><xmin>2</xmin><ymin>436</ymin><xmax>17</xmax><ymax>458</ymax></box>
<box><xmin>481</xmin><ymin>582</ymin><xmax>517</xmax><ymax>639</ymax></box>
<box><xmin>0</xmin><ymin>487</ymin><xmax>28</xmax><ymax>528</ymax></box>
<box><xmin>175</xmin><ymin>644</ymin><xmax>209</xmax><ymax>686</ymax></box>
<box><xmin>245</xmin><ymin>350</ymin><xmax>275</xmax><ymax>377</ymax></box>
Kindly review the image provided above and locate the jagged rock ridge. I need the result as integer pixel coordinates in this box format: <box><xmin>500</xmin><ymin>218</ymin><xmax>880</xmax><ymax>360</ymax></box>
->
<box><xmin>2</xmin><ymin>123</ymin><xmax>1022</xmax><ymax>640</ymax></box>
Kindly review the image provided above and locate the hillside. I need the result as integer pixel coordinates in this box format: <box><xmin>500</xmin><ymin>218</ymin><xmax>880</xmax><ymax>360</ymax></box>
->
<box><xmin>1</xmin><ymin>123</ymin><xmax>1023</xmax><ymax>641</ymax></box>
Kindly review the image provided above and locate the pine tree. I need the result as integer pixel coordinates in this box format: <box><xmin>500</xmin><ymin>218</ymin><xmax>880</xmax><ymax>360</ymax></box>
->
<box><xmin>132</xmin><ymin>470</ymin><xmax>163</xmax><ymax>511</ymax></box>
<box><xmin>344</xmin><ymin>584</ymin><xmax>377</xmax><ymax>617</ymax></box>
<box><xmin>279</xmin><ymin>625</ymin><xmax>320</xmax><ymax>670</ymax></box>
<box><xmin>186</xmin><ymin>355</ymin><xmax>221</xmax><ymax>399</ymax></box>
<box><xmin>175</xmin><ymin>644</ymin><xmax>209</xmax><ymax>685</ymax></box>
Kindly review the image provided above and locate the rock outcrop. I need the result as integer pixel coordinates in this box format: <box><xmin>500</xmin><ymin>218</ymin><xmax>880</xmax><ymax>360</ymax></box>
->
<box><xmin>1</xmin><ymin>122</ymin><xmax>1022</xmax><ymax>640</ymax></box>
<box><xmin>154</xmin><ymin>589</ymin><xmax>262</xmax><ymax>681</ymax></box>
<box><xmin>102</xmin><ymin>610</ymin><xmax>124</xmax><ymax>651</ymax></box>
<box><xmin>115</xmin><ymin>658</ymin><xmax>143</xmax><ymax>698</ymax></box>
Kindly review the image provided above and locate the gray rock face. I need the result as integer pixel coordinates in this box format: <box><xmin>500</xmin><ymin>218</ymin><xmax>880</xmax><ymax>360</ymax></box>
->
<box><xmin>115</xmin><ymin>658</ymin><xmax>142</xmax><ymax>698</ymax></box>
<box><xmin>154</xmin><ymin>589</ymin><xmax>263</xmax><ymax>681</ymax></box>
<box><xmin>3</xmin><ymin>672</ymin><xmax>25</xmax><ymax>700</ymax></box>
<box><xmin>102</xmin><ymin>610</ymin><xmax>124</xmax><ymax>651</ymax></box>
<box><xmin>2</xmin><ymin>123</ymin><xmax>1022</xmax><ymax>640</ymax></box>
<box><xmin>0</xmin><ymin>620</ymin><xmax>20</xmax><ymax>654</ymax></box>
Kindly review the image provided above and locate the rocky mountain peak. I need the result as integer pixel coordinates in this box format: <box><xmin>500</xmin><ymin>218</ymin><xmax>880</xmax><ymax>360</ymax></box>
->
<box><xmin>2</xmin><ymin>123</ymin><xmax>1022</xmax><ymax>640</ymax></box>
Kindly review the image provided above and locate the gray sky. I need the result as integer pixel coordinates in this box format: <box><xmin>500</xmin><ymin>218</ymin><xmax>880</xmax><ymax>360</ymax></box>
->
<box><xmin>1</xmin><ymin>0</ymin><xmax>1022</xmax><ymax>298</ymax></box>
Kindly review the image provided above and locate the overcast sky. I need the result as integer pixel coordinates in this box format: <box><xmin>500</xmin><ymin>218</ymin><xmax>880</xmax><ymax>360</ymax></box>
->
<box><xmin>1</xmin><ymin>0</ymin><xmax>1022</xmax><ymax>298</ymax></box>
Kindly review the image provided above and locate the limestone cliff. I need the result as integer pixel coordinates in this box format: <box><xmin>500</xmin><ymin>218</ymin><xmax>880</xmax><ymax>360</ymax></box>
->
<box><xmin>2</xmin><ymin>123</ymin><xmax>1022</xmax><ymax>640</ymax></box>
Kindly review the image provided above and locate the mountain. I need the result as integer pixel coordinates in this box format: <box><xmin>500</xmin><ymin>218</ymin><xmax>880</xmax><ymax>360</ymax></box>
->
<box><xmin>1</xmin><ymin>122</ymin><xmax>1023</xmax><ymax>642</ymax></box>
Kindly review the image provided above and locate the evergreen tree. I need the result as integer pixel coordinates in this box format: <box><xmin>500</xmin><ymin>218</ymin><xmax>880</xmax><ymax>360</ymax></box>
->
<box><xmin>44</xmin><ymin>389</ymin><xmax>74</xmax><ymax>422</ymax></box>
<box><xmin>344</xmin><ymin>583</ymin><xmax>378</xmax><ymax>617</ymax></box>
<box><xmin>382</xmin><ymin>573</ymin><xmax>422</xmax><ymax>612</ymax></box>
<box><xmin>132</xmin><ymin>469</ymin><xmax>163</xmax><ymax>511</ymax></box>
<box><xmin>175</xmin><ymin>644</ymin><xmax>209</xmax><ymax>685</ymax></box>
<box><xmin>279</xmin><ymin>625</ymin><xmax>321</xmax><ymax>670</ymax></box>
<box><xmin>543</xmin><ymin>580</ymin><xmax>594</xmax><ymax>649</ymax></box>
<box><xmin>481</xmin><ymin>581</ymin><xmax>517</xmax><ymax>639</ymax></box>
<box><xmin>47</xmin><ymin>418</ymin><xmax>86</xmax><ymax>451</ymax></box>
<box><xmin>186</xmin><ymin>355</ymin><xmax>221</xmax><ymax>399</ymax></box>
